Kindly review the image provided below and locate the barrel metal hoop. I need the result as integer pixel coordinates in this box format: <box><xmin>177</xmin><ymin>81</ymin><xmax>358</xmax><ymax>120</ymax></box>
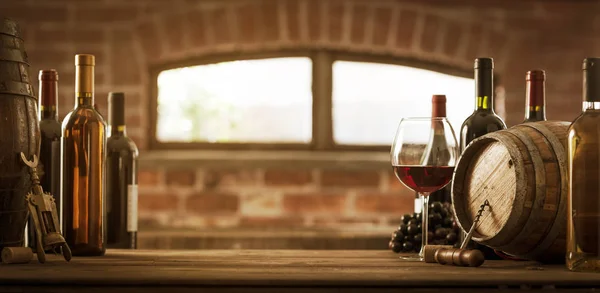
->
<box><xmin>0</xmin><ymin>48</ymin><xmax>28</xmax><ymax>64</ymax></box>
<box><xmin>0</xmin><ymin>18</ymin><xmax>22</xmax><ymax>39</ymax></box>
<box><xmin>0</xmin><ymin>80</ymin><xmax>35</xmax><ymax>98</ymax></box>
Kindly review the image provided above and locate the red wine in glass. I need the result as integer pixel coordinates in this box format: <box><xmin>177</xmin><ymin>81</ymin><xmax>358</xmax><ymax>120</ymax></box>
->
<box><xmin>393</xmin><ymin>166</ymin><xmax>454</xmax><ymax>193</ymax></box>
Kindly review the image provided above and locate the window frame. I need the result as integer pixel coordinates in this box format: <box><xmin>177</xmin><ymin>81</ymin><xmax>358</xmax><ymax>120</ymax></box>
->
<box><xmin>148</xmin><ymin>50</ymin><xmax>472</xmax><ymax>151</ymax></box>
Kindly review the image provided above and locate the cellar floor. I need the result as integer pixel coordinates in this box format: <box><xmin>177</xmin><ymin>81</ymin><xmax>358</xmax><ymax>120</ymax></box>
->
<box><xmin>0</xmin><ymin>249</ymin><xmax>598</xmax><ymax>292</ymax></box>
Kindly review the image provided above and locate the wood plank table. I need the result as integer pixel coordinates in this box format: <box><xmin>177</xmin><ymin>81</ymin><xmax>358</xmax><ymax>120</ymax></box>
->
<box><xmin>0</xmin><ymin>250</ymin><xmax>599</xmax><ymax>292</ymax></box>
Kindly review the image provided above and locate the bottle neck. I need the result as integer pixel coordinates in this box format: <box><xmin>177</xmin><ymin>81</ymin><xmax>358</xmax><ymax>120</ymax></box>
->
<box><xmin>110</xmin><ymin>125</ymin><xmax>127</xmax><ymax>136</ymax></box>
<box><xmin>39</xmin><ymin>80</ymin><xmax>58</xmax><ymax>120</ymax></box>
<box><xmin>475</xmin><ymin>68</ymin><xmax>494</xmax><ymax>112</ymax></box>
<box><xmin>525</xmin><ymin>78</ymin><xmax>546</xmax><ymax>121</ymax></box>
<box><xmin>76</xmin><ymin>94</ymin><xmax>94</xmax><ymax>107</ymax></box>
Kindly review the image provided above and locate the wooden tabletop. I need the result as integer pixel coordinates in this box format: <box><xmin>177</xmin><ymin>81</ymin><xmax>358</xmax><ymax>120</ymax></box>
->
<box><xmin>1</xmin><ymin>249</ymin><xmax>599</xmax><ymax>292</ymax></box>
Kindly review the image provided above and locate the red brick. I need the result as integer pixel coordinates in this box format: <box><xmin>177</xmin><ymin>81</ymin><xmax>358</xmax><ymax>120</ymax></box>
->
<box><xmin>35</xmin><ymin>27</ymin><xmax>68</xmax><ymax>45</ymax></box>
<box><xmin>443</xmin><ymin>21</ymin><xmax>463</xmax><ymax>57</ymax></box>
<box><xmin>420</xmin><ymin>14</ymin><xmax>440</xmax><ymax>53</ymax></box>
<box><xmin>139</xmin><ymin>193</ymin><xmax>178</xmax><ymax>212</ymax></box>
<box><xmin>187</xmin><ymin>9</ymin><xmax>207</xmax><ymax>48</ymax></box>
<box><xmin>139</xmin><ymin>169</ymin><xmax>162</xmax><ymax>186</ymax></box>
<box><xmin>166</xmin><ymin>170</ymin><xmax>196</xmax><ymax>186</ymax></box>
<box><xmin>261</xmin><ymin>1</ymin><xmax>279</xmax><ymax>42</ymax></box>
<box><xmin>239</xmin><ymin>216</ymin><xmax>304</xmax><ymax>228</ymax></box>
<box><xmin>235</xmin><ymin>3</ymin><xmax>257</xmax><ymax>44</ymax></box>
<box><xmin>395</xmin><ymin>9</ymin><xmax>418</xmax><ymax>49</ymax></box>
<box><xmin>129</xmin><ymin>133</ymin><xmax>147</xmax><ymax>150</ymax></box>
<box><xmin>70</xmin><ymin>28</ymin><xmax>106</xmax><ymax>45</ymax></box>
<box><xmin>484</xmin><ymin>30</ymin><xmax>508</xmax><ymax>59</ymax></box>
<box><xmin>27</xmin><ymin>48</ymin><xmax>71</xmax><ymax>71</ymax></box>
<box><xmin>306</xmin><ymin>0</ymin><xmax>321</xmax><ymax>41</ymax></box>
<box><xmin>209</xmin><ymin>7</ymin><xmax>231</xmax><ymax>45</ymax></box>
<box><xmin>264</xmin><ymin>169</ymin><xmax>312</xmax><ymax>186</ymax></box>
<box><xmin>388</xmin><ymin>169</ymin><xmax>406</xmax><ymax>191</ymax></box>
<box><xmin>136</xmin><ymin>20</ymin><xmax>162</xmax><ymax>61</ymax></box>
<box><xmin>3</xmin><ymin>4</ymin><xmax>68</xmax><ymax>23</ymax></box>
<box><xmin>204</xmin><ymin>170</ymin><xmax>258</xmax><ymax>189</ymax></box>
<box><xmin>126</xmin><ymin>113</ymin><xmax>142</xmax><ymax>128</ymax></box>
<box><xmin>321</xmin><ymin>170</ymin><xmax>380</xmax><ymax>187</ymax></box>
<box><xmin>372</xmin><ymin>7</ymin><xmax>392</xmax><ymax>46</ymax></box>
<box><xmin>465</xmin><ymin>24</ymin><xmax>483</xmax><ymax>59</ymax></box>
<box><xmin>350</xmin><ymin>4</ymin><xmax>368</xmax><ymax>45</ymax></box>
<box><xmin>124</xmin><ymin>93</ymin><xmax>142</xmax><ymax>109</ymax></box>
<box><xmin>186</xmin><ymin>192</ymin><xmax>240</xmax><ymax>214</ymax></box>
<box><xmin>74</xmin><ymin>5</ymin><xmax>141</xmax><ymax>23</ymax></box>
<box><xmin>283</xmin><ymin>193</ymin><xmax>346</xmax><ymax>214</ymax></box>
<box><xmin>285</xmin><ymin>0</ymin><xmax>300</xmax><ymax>41</ymax></box>
<box><xmin>111</xmin><ymin>29</ymin><xmax>141</xmax><ymax>85</ymax></box>
<box><xmin>163</xmin><ymin>12</ymin><xmax>185</xmax><ymax>53</ymax></box>
<box><xmin>354</xmin><ymin>192</ymin><xmax>413</xmax><ymax>214</ymax></box>
<box><xmin>541</xmin><ymin>2</ymin><xmax>598</xmax><ymax>15</ymax></box>
<box><xmin>328</xmin><ymin>0</ymin><xmax>344</xmax><ymax>42</ymax></box>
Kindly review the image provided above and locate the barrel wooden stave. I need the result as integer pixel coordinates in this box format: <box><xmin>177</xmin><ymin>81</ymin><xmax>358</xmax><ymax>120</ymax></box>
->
<box><xmin>452</xmin><ymin>121</ymin><xmax>570</xmax><ymax>263</ymax></box>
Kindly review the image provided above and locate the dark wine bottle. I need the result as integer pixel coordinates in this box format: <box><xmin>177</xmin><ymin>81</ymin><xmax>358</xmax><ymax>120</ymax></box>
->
<box><xmin>106</xmin><ymin>92</ymin><xmax>139</xmax><ymax>249</ymax></box>
<box><xmin>458</xmin><ymin>57</ymin><xmax>506</xmax><ymax>259</ymax></box>
<box><xmin>523</xmin><ymin>70</ymin><xmax>546</xmax><ymax>123</ymax></box>
<box><xmin>567</xmin><ymin>58</ymin><xmax>600</xmax><ymax>272</ymax></box>
<box><xmin>26</xmin><ymin>69</ymin><xmax>62</xmax><ymax>252</ymax></box>
<box><xmin>61</xmin><ymin>54</ymin><xmax>107</xmax><ymax>256</ymax></box>
<box><xmin>425</xmin><ymin>95</ymin><xmax>451</xmax><ymax>204</ymax></box>
<box><xmin>459</xmin><ymin>58</ymin><xmax>507</xmax><ymax>151</ymax></box>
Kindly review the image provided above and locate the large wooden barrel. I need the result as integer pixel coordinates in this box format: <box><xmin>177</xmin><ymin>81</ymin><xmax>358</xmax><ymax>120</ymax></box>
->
<box><xmin>0</xmin><ymin>17</ymin><xmax>39</xmax><ymax>250</ymax></box>
<box><xmin>451</xmin><ymin>121</ymin><xmax>569</xmax><ymax>263</ymax></box>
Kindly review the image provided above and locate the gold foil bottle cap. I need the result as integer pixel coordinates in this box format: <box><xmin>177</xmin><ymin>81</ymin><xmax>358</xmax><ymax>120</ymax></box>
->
<box><xmin>75</xmin><ymin>54</ymin><xmax>95</xmax><ymax>66</ymax></box>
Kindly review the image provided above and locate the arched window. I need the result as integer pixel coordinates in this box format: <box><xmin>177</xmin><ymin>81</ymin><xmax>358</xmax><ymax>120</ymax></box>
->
<box><xmin>150</xmin><ymin>51</ymin><xmax>474</xmax><ymax>150</ymax></box>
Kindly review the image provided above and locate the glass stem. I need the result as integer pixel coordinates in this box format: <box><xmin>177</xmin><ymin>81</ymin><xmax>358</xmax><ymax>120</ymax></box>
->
<box><xmin>419</xmin><ymin>192</ymin><xmax>430</xmax><ymax>259</ymax></box>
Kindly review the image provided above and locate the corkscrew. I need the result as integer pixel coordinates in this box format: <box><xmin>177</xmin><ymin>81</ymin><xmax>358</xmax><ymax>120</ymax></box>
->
<box><xmin>21</xmin><ymin>152</ymin><xmax>71</xmax><ymax>263</ymax></box>
<box><xmin>460</xmin><ymin>199</ymin><xmax>490</xmax><ymax>249</ymax></box>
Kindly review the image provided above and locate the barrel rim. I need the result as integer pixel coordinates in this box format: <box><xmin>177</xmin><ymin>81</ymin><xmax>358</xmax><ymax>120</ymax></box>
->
<box><xmin>451</xmin><ymin>132</ymin><xmax>526</xmax><ymax>243</ymax></box>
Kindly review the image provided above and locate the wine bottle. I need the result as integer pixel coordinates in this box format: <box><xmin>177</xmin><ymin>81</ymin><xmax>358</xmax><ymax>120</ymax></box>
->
<box><xmin>106</xmin><ymin>92</ymin><xmax>139</xmax><ymax>249</ymax></box>
<box><xmin>422</xmin><ymin>95</ymin><xmax>452</xmax><ymax>204</ymax></box>
<box><xmin>459</xmin><ymin>58</ymin><xmax>507</xmax><ymax>151</ymax></box>
<box><xmin>61</xmin><ymin>54</ymin><xmax>107</xmax><ymax>256</ymax></box>
<box><xmin>458</xmin><ymin>57</ymin><xmax>506</xmax><ymax>258</ymax></box>
<box><xmin>26</xmin><ymin>69</ymin><xmax>62</xmax><ymax>251</ymax></box>
<box><xmin>523</xmin><ymin>70</ymin><xmax>546</xmax><ymax>123</ymax></box>
<box><xmin>567</xmin><ymin>58</ymin><xmax>600</xmax><ymax>272</ymax></box>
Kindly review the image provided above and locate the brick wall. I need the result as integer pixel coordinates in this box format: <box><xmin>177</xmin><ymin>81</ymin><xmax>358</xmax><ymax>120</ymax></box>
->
<box><xmin>4</xmin><ymin>0</ymin><xmax>598</xmax><ymax>232</ymax></box>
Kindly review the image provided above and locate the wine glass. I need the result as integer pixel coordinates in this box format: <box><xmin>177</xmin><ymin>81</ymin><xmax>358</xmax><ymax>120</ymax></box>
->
<box><xmin>390</xmin><ymin>117</ymin><xmax>458</xmax><ymax>261</ymax></box>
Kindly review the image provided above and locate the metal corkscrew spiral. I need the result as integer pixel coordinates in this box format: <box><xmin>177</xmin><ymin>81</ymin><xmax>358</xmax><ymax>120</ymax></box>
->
<box><xmin>460</xmin><ymin>199</ymin><xmax>490</xmax><ymax>250</ymax></box>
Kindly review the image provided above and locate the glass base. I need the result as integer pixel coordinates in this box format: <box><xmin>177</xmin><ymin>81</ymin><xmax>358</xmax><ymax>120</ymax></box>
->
<box><xmin>567</xmin><ymin>252</ymin><xmax>600</xmax><ymax>272</ymax></box>
<box><xmin>399</xmin><ymin>254</ymin><xmax>424</xmax><ymax>262</ymax></box>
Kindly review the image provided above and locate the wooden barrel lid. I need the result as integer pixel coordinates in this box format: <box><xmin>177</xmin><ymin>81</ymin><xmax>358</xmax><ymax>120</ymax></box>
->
<box><xmin>452</xmin><ymin>132</ymin><xmax>532</xmax><ymax>246</ymax></box>
<box><xmin>0</xmin><ymin>18</ymin><xmax>22</xmax><ymax>39</ymax></box>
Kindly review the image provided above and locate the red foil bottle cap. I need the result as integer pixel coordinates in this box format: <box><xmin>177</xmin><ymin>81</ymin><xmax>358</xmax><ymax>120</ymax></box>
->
<box><xmin>432</xmin><ymin>94</ymin><xmax>447</xmax><ymax>118</ymax></box>
<box><xmin>526</xmin><ymin>70</ymin><xmax>545</xmax><ymax>81</ymax></box>
<box><xmin>39</xmin><ymin>69</ymin><xmax>58</xmax><ymax>81</ymax></box>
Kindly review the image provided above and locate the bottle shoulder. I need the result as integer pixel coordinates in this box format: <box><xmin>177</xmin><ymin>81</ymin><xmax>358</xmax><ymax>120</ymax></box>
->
<box><xmin>461</xmin><ymin>111</ymin><xmax>506</xmax><ymax>130</ymax></box>
<box><xmin>107</xmin><ymin>135</ymin><xmax>140</xmax><ymax>156</ymax></box>
<box><xmin>569</xmin><ymin>111</ymin><xmax>600</xmax><ymax>139</ymax></box>
<box><xmin>62</xmin><ymin>107</ymin><xmax>107</xmax><ymax>129</ymax></box>
<box><xmin>39</xmin><ymin>119</ymin><xmax>62</xmax><ymax>138</ymax></box>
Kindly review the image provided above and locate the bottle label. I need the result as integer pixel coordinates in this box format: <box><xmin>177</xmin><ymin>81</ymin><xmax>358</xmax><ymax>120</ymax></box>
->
<box><xmin>127</xmin><ymin>184</ymin><xmax>138</xmax><ymax>232</ymax></box>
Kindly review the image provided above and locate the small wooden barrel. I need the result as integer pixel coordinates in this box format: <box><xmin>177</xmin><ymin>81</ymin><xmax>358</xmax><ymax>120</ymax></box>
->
<box><xmin>0</xmin><ymin>17</ymin><xmax>39</xmax><ymax>250</ymax></box>
<box><xmin>452</xmin><ymin>121</ymin><xmax>569</xmax><ymax>263</ymax></box>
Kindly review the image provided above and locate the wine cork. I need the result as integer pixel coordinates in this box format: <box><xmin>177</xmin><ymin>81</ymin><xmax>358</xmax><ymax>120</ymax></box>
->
<box><xmin>434</xmin><ymin>248</ymin><xmax>485</xmax><ymax>267</ymax></box>
<box><xmin>423</xmin><ymin>245</ymin><xmax>453</xmax><ymax>263</ymax></box>
<box><xmin>1</xmin><ymin>247</ymin><xmax>33</xmax><ymax>264</ymax></box>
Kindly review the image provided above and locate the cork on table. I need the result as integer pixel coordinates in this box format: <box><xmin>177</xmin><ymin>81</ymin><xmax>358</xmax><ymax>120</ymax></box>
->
<box><xmin>0</xmin><ymin>249</ymin><xmax>598</xmax><ymax>292</ymax></box>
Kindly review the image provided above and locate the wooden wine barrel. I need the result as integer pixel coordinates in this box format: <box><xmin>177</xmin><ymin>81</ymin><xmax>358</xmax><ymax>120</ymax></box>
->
<box><xmin>0</xmin><ymin>17</ymin><xmax>38</xmax><ymax>251</ymax></box>
<box><xmin>451</xmin><ymin>121</ymin><xmax>569</xmax><ymax>263</ymax></box>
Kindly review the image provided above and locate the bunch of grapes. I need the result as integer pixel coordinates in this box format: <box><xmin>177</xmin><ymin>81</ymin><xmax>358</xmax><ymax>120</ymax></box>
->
<box><xmin>389</xmin><ymin>201</ymin><xmax>461</xmax><ymax>253</ymax></box>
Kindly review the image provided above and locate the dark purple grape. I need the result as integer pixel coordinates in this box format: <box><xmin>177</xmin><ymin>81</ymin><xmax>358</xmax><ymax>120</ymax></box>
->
<box><xmin>401</xmin><ymin>214</ymin><xmax>412</xmax><ymax>224</ymax></box>
<box><xmin>442</xmin><ymin>217</ymin><xmax>453</xmax><ymax>228</ymax></box>
<box><xmin>435</xmin><ymin>228</ymin><xmax>449</xmax><ymax>239</ymax></box>
<box><xmin>443</xmin><ymin>202</ymin><xmax>451</xmax><ymax>209</ymax></box>
<box><xmin>430</xmin><ymin>202</ymin><xmax>443</xmax><ymax>213</ymax></box>
<box><xmin>414</xmin><ymin>234</ymin><xmax>422</xmax><ymax>245</ymax></box>
<box><xmin>427</xmin><ymin>231</ymin><xmax>434</xmax><ymax>243</ymax></box>
<box><xmin>403</xmin><ymin>235</ymin><xmax>412</xmax><ymax>242</ymax></box>
<box><xmin>392</xmin><ymin>231</ymin><xmax>404</xmax><ymax>242</ymax></box>
<box><xmin>399</xmin><ymin>224</ymin><xmax>408</xmax><ymax>235</ymax></box>
<box><xmin>407</xmin><ymin>224</ymin><xmax>419</xmax><ymax>235</ymax></box>
<box><xmin>430</xmin><ymin>213</ymin><xmax>443</xmax><ymax>226</ymax></box>
<box><xmin>417</xmin><ymin>223</ymin><xmax>422</xmax><ymax>231</ymax></box>
<box><xmin>440</xmin><ymin>208</ymin><xmax>449</xmax><ymax>218</ymax></box>
<box><xmin>408</xmin><ymin>219</ymin><xmax>419</xmax><ymax>226</ymax></box>
<box><xmin>391</xmin><ymin>241</ymin><xmax>403</xmax><ymax>253</ymax></box>
<box><xmin>414</xmin><ymin>213</ymin><xmax>422</xmax><ymax>222</ymax></box>
<box><xmin>446</xmin><ymin>232</ymin><xmax>458</xmax><ymax>244</ymax></box>
<box><xmin>402</xmin><ymin>241</ymin><xmax>414</xmax><ymax>252</ymax></box>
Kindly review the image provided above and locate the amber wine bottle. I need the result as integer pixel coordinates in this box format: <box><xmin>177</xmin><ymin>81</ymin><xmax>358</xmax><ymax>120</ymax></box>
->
<box><xmin>106</xmin><ymin>92</ymin><xmax>139</xmax><ymax>249</ymax></box>
<box><xmin>61</xmin><ymin>54</ymin><xmax>107</xmax><ymax>256</ymax></box>
<box><xmin>567</xmin><ymin>58</ymin><xmax>600</xmax><ymax>272</ymax></box>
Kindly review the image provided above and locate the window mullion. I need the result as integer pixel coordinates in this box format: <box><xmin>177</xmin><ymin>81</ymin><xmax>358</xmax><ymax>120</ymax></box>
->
<box><xmin>312</xmin><ymin>51</ymin><xmax>334</xmax><ymax>150</ymax></box>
